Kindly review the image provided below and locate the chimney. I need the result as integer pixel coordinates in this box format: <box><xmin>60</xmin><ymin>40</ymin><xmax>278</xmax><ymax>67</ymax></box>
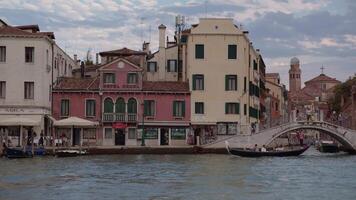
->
<box><xmin>142</xmin><ymin>41</ymin><xmax>150</xmax><ymax>54</ymax></box>
<box><xmin>158</xmin><ymin>24</ymin><xmax>166</xmax><ymax>49</ymax></box>
<box><xmin>80</xmin><ymin>61</ymin><xmax>85</xmax><ymax>78</ymax></box>
<box><xmin>96</xmin><ymin>53</ymin><xmax>99</xmax><ymax>65</ymax></box>
<box><xmin>74</xmin><ymin>54</ymin><xmax>77</xmax><ymax>63</ymax></box>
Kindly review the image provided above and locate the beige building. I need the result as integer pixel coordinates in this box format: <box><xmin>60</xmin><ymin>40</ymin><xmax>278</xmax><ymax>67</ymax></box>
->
<box><xmin>0</xmin><ymin>19</ymin><xmax>77</xmax><ymax>146</ymax></box>
<box><xmin>181</xmin><ymin>18</ymin><xmax>261</xmax><ymax>141</ymax></box>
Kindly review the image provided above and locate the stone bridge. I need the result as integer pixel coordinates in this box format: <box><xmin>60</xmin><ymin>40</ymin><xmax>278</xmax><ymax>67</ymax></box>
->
<box><xmin>205</xmin><ymin>121</ymin><xmax>356</xmax><ymax>152</ymax></box>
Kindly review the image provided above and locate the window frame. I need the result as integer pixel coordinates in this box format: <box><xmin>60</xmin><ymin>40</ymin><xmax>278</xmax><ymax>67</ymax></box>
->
<box><xmin>128</xmin><ymin>128</ymin><xmax>136</xmax><ymax>139</ymax></box>
<box><xmin>195</xmin><ymin>102</ymin><xmax>204</xmax><ymax>114</ymax></box>
<box><xmin>25</xmin><ymin>47</ymin><xmax>34</xmax><ymax>63</ymax></box>
<box><xmin>0</xmin><ymin>81</ymin><xmax>5</xmax><ymax>99</ymax></box>
<box><xmin>144</xmin><ymin>100</ymin><xmax>155</xmax><ymax>117</ymax></box>
<box><xmin>225</xmin><ymin>75</ymin><xmax>237</xmax><ymax>91</ymax></box>
<box><xmin>195</xmin><ymin>44</ymin><xmax>204</xmax><ymax>59</ymax></box>
<box><xmin>228</xmin><ymin>44</ymin><xmax>237</xmax><ymax>59</ymax></box>
<box><xmin>225</xmin><ymin>102</ymin><xmax>240</xmax><ymax>115</ymax></box>
<box><xmin>173</xmin><ymin>100</ymin><xmax>185</xmax><ymax>117</ymax></box>
<box><xmin>147</xmin><ymin>61</ymin><xmax>157</xmax><ymax>72</ymax></box>
<box><xmin>0</xmin><ymin>46</ymin><xmax>6</xmax><ymax>62</ymax></box>
<box><xmin>24</xmin><ymin>81</ymin><xmax>34</xmax><ymax>99</ymax></box>
<box><xmin>127</xmin><ymin>72</ymin><xmax>138</xmax><ymax>84</ymax></box>
<box><xmin>192</xmin><ymin>74</ymin><xmax>204</xmax><ymax>90</ymax></box>
<box><xmin>85</xmin><ymin>99</ymin><xmax>96</xmax><ymax>117</ymax></box>
<box><xmin>60</xmin><ymin>99</ymin><xmax>70</xmax><ymax>117</ymax></box>
<box><xmin>103</xmin><ymin>73</ymin><xmax>116</xmax><ymax>84</ymax></box>
<box><xmin>167</xmin><ymin>59</ymin><xmax>177</xmax><ymax>72</ymax></box>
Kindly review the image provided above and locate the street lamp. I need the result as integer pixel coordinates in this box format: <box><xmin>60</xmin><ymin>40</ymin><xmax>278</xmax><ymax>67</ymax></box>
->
<box><xmin>141</xmin><ymin>102</ymin><xmax>145</xmax><ymax>146</ymax></box>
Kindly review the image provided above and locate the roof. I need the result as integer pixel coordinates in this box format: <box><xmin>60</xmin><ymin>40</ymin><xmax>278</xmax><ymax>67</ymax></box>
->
<box><xmin>72</xmin><ymin>64</ymin><xmax>101</xmax><ymax>73</ymax></box>
<box><xmin>14</xmin><ymin>24</ymin><xmax>40</xmax><ymax>32</ymax></box>
<box><xmin>305</xmin><ymin>74</ymin><xmax>341</xmax><ymax>84</ymax></box>
<box><xmin>99</xmin><ymin>47</ymin><xmax>146</xmax><ymax>56</ymax></box>
<box><xmin>0</xmin><ymin>22</ymin><xmax>55</xmax><ymax>39</ymax></box>
<box><xmin>54</xmin><ymin>77</ymin><xmax>99</xmax><ymax>90</ymax></box>
<box><xmin>143</xmin><ymin>81</ymin><xmax>189</xmax><ymax>92</ymax></box>
<box><xmin>36</xmin><ymin>31</ymin><xmax>55</xmax><ymax>39</ymax></box>
<box><xmin>158</xmin><ymin>24</ymin><xmax>166</xmax><ymax>29</ymax></box>
<box><xmin>265</xmin><ymin>73</ymin><xmax>279</xmax><ymax>77</ymax></box>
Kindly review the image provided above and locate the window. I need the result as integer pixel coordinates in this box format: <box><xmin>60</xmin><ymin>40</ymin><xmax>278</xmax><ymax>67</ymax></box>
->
<box><xmin>145</xmin><ymin>128</ymin><xmax>158</xmax><ymax>139</ymax></box>
<box><xmin>64</xmin><ymin>60</ymin><xmax>67</xmax><ymax>75</ymax></box>
<box><xmin>0</xmin><ymin>81</ymin><xmax>5</xmax><ymax>99</ymax></box>
<box><xmin>104</xmin><ymin>98</ymin><xmax>114</xmax><ymax>113</ymax></box>
<box><xmin>86</xmin><ymin>99</ymin><xmax>96</xmax><ymax>117</ymax></box>
<box><xmin>144</xmin><ymin>100</ymin><xmax>155</xmax><ymax>116</ymax></box>
<box><xmin>0</xmin><ymin>46</ymin><xmax>6</xmax><ymax>62</ymax></box>
<box><xmin>225</xmin><ymin>75</ymin><xmax>237</xmax><ymax>91</ymax></box>
<box><xmin>127</xmin><ymin>98</ymin><xmax>137</xmax><ymax>113</ymax></box>
<box><xmin>61</xmin><ymin>99</ymin><xmax>69</xmax><ymax>116</ymax></box>
<box><xmin>83</xmin><ymin>128</ymin><xmax>96</xmax><ymax>139</ymax></box>
<box><xmin>24</xmin><ymin>82</ymin><xmax>34</xmax><ymax>99</ymax></box>
<box><xmin>244</xmin><ymin>77</ymin><xmax>247</xmax><ymax>92</ymax></box>
<box><xmin>167</xmin><ymin>60</ymin><xmax>177</xmax><ymax>72</ymax></box>
<box><xmin>253</xmin><ymin>60</ymin><xmax>258</xmax><ymax>70</ymax></box>
<box><xmin>225</xmin><ymin>103</ymin><xmax>239</xmax><ymax>114</ymax></box>
<box><xmin>195</xmin><ymin>44</ymin><xmax>204</xmax><ymax>59</ymax></box>
<box><xmin>171</xmin><ymin>128</ymin><xmax>186</xmax><ymax>140</ymax></box>
<box><xmin>192</xmin><ymin>74</ymin><xmax>204</xmax><ymax>90</ymax></box>
<box><xmin>104</xmin><ymin>128</ymin><xmax>113</xmax><ymax>139</ymax></box>
<box><xmin>115</xmin><ymin>98</ymin><xmax>125</xmax><ymax>113</ymax></box>
<box><xmin>128</xmin><ymin>128</ymin><xmax>136</xmax><ymax>139</ymax></box>
<box><xmin>173</xmin><ymin>101</ymin><xmax>185</xmax><ymax>117</ymax></box>
<box><xmin>25</xmin><ymin>47</ymin><xmax>34</xmax><ymax>63</ymax></box>
<box><xmin>103</xmin><ymin>73</ymin><xmax>115</xmax><ymax>84</ymax></box>
<box><xmin>195</xmin><ymin>102</ymin><xmax>204</xmax><ymax>114</ymax></box>
<box><xmin>228</xmin><ymin>44</ymin><xmax>237</xmax><ymax>59</ymax></box>
<box><xmin>127</xmin><ymin>73</ymin><xmax>138</xmax><ymax>84</ymax></box>
<box><xmin>147</xmin><ymin>62</ymin><xmax>157</xmax><ymax>72</ymax></box>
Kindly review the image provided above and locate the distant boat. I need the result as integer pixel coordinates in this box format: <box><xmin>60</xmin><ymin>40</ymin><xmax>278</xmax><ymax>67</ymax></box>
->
<box><xmin>225</xmin><ymin>142</ymin><xmax>310</xmax><ymax>157</ymax></box>
<box><xmin>55</xmin><ymin>149</ymin><xmax>87</xmax><ymax>157</ymax></box>
<box><xmin>5</xmin><ymin>148</ymin><xmax>33</xmax><ymax>159</ymax></box>
<box><xmin>317</xmin><ymin>140</ymin><xmax>339</xmax><ymax>153</ymax></box>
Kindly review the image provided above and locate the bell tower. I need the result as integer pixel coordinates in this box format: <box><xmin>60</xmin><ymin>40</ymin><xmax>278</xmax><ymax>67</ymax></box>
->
<box><xmin>289</xmin><ymin>57</ymin><xmax>301</xmax><ymax>94</ymax></box>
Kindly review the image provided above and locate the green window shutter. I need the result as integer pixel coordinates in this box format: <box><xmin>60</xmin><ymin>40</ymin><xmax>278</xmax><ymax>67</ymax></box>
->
<box><xmin>225</xmin><ymin>75</ymin><xmax>229</xmax><ymax>90</ymax></box>
<box><xmin>202</xmin><ymin>75</ymin><xmax>204</xmax><ymax>90</ymax></box>
<box><xmin>236</xmin><ymin>103</ymin><xmax>240</xmax><ymax>114</ymax></box>
<box><xmin>182</xmin><ymin>101</ymin><xmax>185</xmax><ymax>117</ymax></box>
<box><xmin>228</xmin><ymin>45</ymin><xmax>237</xmax><ymax>59</ymax></box>
<box><xmin>167</xmin><ymin>60</ymin><xmax>170</xmax><ymax>72</ymax></box>
<box><xmin>174</xmin><ymin>60</ymin><xmax>178</xmax><ymax>72</ymax></box>
<box><xmin>173</xmin><ymin>101</ymin><xmax>177</xmax><ymax>116</ymax></box>
<box><xmin>244</xmin><ymin>104</ymin><xmax>247</xmax><ymax>115</ymax></box>
<box><xmin>144</xmin><ymin>100</ymin><xmax>148</xmax><ymax>116</ymax></box>
<box><xmin>192</xmin><ymin>75</ymin><xmax>196</xmax><ymax>90</ymax></box>
<box><xmin>195</xmin><ymin>44</ymin><xmax>204</xmax><ymax>59</ymax></box>
<box><xmin>225</xmin><ymin>103</ymin><xmax>228</xmax><ymax>114</ymax></box>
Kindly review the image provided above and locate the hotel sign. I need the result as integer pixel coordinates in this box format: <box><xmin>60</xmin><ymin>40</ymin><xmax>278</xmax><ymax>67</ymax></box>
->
<box><xmin>0</xmin><ymin>107</ymin><xmax>49</xmax><ymax>115</ymax></box>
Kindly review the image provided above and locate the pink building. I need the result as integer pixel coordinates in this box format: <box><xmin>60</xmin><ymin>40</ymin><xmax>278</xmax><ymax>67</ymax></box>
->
<box><xmin>53</xmin><ymin>57</ymin><xmax>191</xmax><ymax>147</ymax></box>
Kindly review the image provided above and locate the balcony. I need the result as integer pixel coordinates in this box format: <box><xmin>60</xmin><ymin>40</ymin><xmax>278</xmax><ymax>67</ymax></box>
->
<box><xmin>103</xmin><ymin>113</ymin><xmax>137</xmax><ymax>122</ymax></box>
<box><xmin>127</xmin><ymin>113</ymin><xmax>137</xmax><ymax>122</ymax></box>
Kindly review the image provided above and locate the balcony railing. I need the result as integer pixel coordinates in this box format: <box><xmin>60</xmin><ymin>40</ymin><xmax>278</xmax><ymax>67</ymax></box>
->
<box><xmin>103</xmin><ymin>113</ymin><xmax>137</xmax><ymax>122</ymax></box>
<box><xmin>127</xmin><ymin>113</ymin><xmax>137</xmax><ymax>122</ymax></box>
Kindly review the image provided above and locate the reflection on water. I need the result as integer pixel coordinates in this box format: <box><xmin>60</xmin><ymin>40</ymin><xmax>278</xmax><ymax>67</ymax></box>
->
<box><xmin>1</xmin><ymin>148</ymin><xmax>356</xmax><ymax>200</ymax></box>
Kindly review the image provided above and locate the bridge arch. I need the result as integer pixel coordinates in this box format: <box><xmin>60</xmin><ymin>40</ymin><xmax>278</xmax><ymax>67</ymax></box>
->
<box><xmin>266</xmin><ymin>122</ymin><xmax>355</xmax><ymax>151</ymax></box>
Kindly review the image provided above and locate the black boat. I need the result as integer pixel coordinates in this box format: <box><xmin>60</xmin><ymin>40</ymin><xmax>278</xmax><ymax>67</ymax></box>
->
<box><xmin>5</xmin><ymin>148</ymin><xmax>33</xmax><ymax>159</ymax></box>
<box><xmin>226</xmin><ymin>143</ymin><xmax>310</xmax><ymax>157</ymax></box>
<box><xmin>317</xmin><ymin>140</ymin><xmax>339</xmax><ymax>153</ymax></box>
<box><xmin>55</xmin><ymin>150</ymin><xmax>87</xmax><ymax>157</ymax></box>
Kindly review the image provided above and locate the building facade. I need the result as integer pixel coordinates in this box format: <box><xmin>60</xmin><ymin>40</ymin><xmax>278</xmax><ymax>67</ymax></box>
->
<box><xmin>181</xmin><ymin>18</ymin><xmax>261</xmax><ymax>143</ymax></box>
<box><xmin>53</xmin><ymin>57</ymin><xmax>191</xmax><ymax>146</ymax></box>
<box><xmin>0</xmin><ymin>19</ymin><xmax>76</xmax><ymax>146</ymax></box>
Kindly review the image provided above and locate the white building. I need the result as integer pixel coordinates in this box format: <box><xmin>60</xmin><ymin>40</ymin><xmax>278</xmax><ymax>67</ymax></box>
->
<box><xmin>0</xmin><ymin>19</ymin><xmax>77</xmax><ymax>146</ymax></box>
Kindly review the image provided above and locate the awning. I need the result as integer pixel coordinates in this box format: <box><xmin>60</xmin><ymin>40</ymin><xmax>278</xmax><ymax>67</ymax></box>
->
<box><xmin>113</xmin><ymin>122</ymin><xmax>127</xmax><ymax>129</ymax></box>
<box><xmin>0</xmin><ymin>116</ymin><xmax>41</xmax><ymax>126</ymax></box>
<box><xmin>54</xmin><ymin>117</ymin><xmax>99</xmax><ymax>127</ymax></box>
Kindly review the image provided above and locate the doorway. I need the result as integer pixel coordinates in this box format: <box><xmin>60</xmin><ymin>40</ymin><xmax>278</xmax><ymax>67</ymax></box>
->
<box><xmin>73</xmin><ymin>128</ymin><xmax>81</xmax><ymax>146</ymax></box>
<box><xmin>115</xmin><ymin>129</ymin><xmax>125</xmax><ymax>145</ymax></box>
<box><xmin>194</xmin><ymin>128</ymin><xmax>201</xmax><ymax>145</ymax></box>
<box><xmin>160</xmin><ymin>128</ymin><xmax>169</xmax><ymax>145</ymax></box>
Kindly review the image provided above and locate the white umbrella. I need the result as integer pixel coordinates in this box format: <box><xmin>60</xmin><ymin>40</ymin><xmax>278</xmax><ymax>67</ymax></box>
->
<box><xmin>0</xmin><ymin>117</ymin><xmax>41</xmax><ymax>126</ymax></box>
<box><xmin>53</xmin><ymin>117</ymin><xmax>98</xmax><ymax>127</ymax></box>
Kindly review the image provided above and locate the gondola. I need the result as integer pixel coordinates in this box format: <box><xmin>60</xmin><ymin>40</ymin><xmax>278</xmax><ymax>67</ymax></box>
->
<box><xmin>225</xmin><ymin>142</ymin><xmax>310</xmax><ymax>157</ymax></box>
<box><xmin>55</xmin><ymin>149</ymin><xmax>87</xmax><ymax>157</ymax></box>
<box><xmin>317</xmin><ymin>140</ymin><xmax>339</xmax><ymax>153</ymax></box>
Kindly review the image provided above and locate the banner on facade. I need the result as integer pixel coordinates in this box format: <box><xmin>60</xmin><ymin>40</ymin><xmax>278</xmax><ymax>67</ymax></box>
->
<box><xmin>112</xmin><ymin>123</ymin><xmax>127</xmax><ymax>129</ymax></box>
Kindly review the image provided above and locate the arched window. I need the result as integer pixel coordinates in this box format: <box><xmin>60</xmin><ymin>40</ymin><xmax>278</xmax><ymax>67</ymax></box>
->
<box><xmin>104</xmin><ymin>98</ymin><xmax>114</xmax><ymax>113</ymax></box>
<box><xmin>127</xmin><ymin>98</ymin><xmax>137</xmax><ymax>113</ymax></box>
<box><xmin>115</xmin><ymin>98</ymin><xmax>125</xmax><ymax>113</ymax></box>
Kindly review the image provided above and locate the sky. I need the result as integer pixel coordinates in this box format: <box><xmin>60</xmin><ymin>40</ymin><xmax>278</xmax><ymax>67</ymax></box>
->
<box><xmin>0</xmin><ymin>0</ymin><xmax>355</xmax><ymax>87</ymax></box>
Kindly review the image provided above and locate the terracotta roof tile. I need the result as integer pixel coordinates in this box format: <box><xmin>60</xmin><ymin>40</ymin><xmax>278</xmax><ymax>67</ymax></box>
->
<box><xmin>14</xmin><ymin>24</ymin><xmax>40</xmax><ymax>32</ymax></box>
<box><xmin>54</xmin><ymin>77</ymin><xmax>99</xmax><ymax>90</ymax></box>
<box><xmin>305</xmin><ymin>74</ymin><xmax>341</xmax><ymax>84</ymax></box>
<box><xmin>99</xmin><ymin>47</ymin><xmax>146</xmax><ymax>56</ymax></box>
<box><xmin>143</xmin><ymin>81</ymin><xmax>189</xmax><ymax>92</ymax></box>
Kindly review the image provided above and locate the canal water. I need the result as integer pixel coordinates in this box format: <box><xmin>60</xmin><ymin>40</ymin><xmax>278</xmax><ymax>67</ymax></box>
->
<box><xmin>1</xmin><ymin>148</ymin><xmax>356</xmax><ymax>200</ymax></box>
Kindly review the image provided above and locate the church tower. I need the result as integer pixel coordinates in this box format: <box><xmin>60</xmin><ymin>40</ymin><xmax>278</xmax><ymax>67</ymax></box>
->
<box><xmin>289</xmin><ymin>57</ymin><xmax>301</xmax><ymax>94</ymax></box>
